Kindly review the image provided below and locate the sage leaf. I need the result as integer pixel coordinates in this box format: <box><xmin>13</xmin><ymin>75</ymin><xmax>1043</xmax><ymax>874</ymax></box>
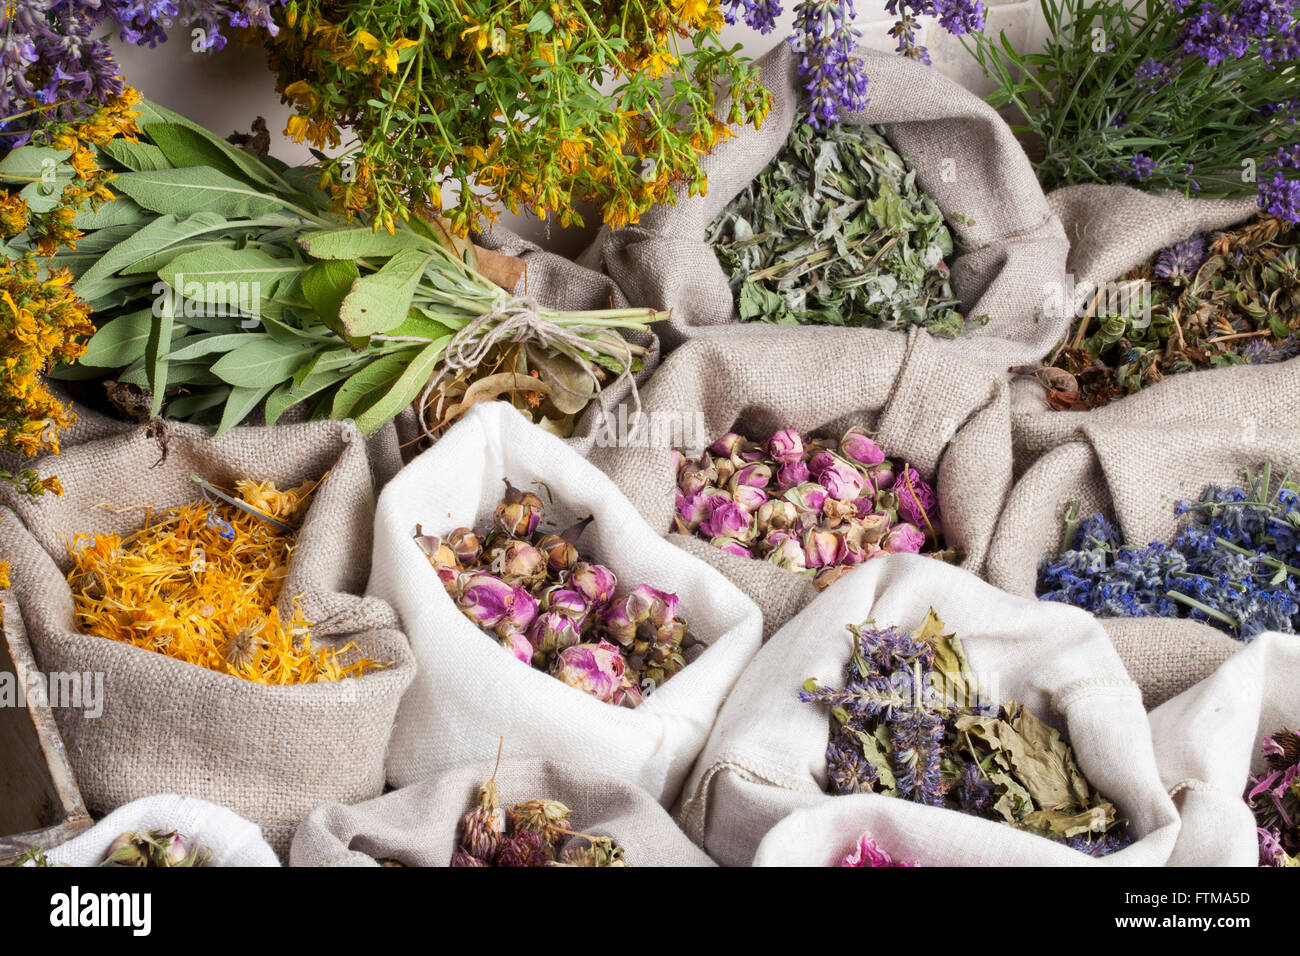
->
<box><xmin>112</xmin><ymin>167</ymin><xmax>288</xmax><ymax>219</ymax></box>
<box><xmin>98</xmin><ymin>139</ymin><xmax>171</xmax><ymax>172</ymax></box>
<box><xmin>338</xmin><ymin>247</ymin><xmax>432</xmax><ymax>336</ymax></box>
<box><xmin>71</xmin><ymin>197</ymin><xmax>149</xmax><ymax>230</ymax></box>
<box><xmin>214</xmin><ymin>383</ymin><xmax>274</xmax><ymax>437</ymax></box>
<box><xmin>298</xmin><ymin>226</ymin><xmax>430</xmax><ymax>260</ymax></box>
<box><xmin>143</xmin><ymin>122</ymin><xmax>289</xmax><ymax>196</ymax></box>
<box><xmin>354</xmin><ymin>337</ymin><xmax>449</xmax><ymax>434</ymax></box>
<box><xmin>158</xmin><ymin>245</ymin><xmax>305</xmax><ymax>304</ymax></box>
<box><xmin>166</xmin><ymin>387</ymin><xmax>231</xmax><ymax>419</ymax></box>
<box><xmin>0</xmin><ymin>146</ymin><xmax>70</xmax><ymax>180</ymax></box>
<box><xmin>79</xmin><ymin>307</ymin><xmax>156</xmax><ymax>367</ymax></box>
<box><xmin>302</xmin><ymin>258</ymin><xmax>367</xmax><ymax>348</ymax></box>
<box><xmin>78</xmin><ymin>212</ymin><xmax>229</xmax><ymax>292</ymax></box>
<box><xmin>331</xmin><ymin>348</ymin><xmax>419</xmax><ymax>420</ymax></box>
<box><xmin>146</xmin><ymin>298</ymin><xmax>176</xmax><ymax>416</ymax></box>
<box><xmin>210</xmin><ymin>337</ymin><xmax>310</xmax><ymax>387</ymax></box>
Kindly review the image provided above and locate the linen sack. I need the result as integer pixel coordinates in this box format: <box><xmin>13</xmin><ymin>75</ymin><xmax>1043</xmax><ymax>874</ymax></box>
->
<box><xmin>290</xmin><ymin>757</ymin><xmax>714</xmax><ymax>867</ymax></box>
<box><xmin>592</xmin><ymin>44</ymin><xmax>1071</xmax><ymax>370</ymax></box>
<box><xmin>986</xmin><ymin>420</ymin><xmax>1300</xmax><ymax>709</ymax></box>
<box><xmin>678</xmin><ymin>554</ymin><xmax>1180</xmax><ymax>867</ymax></box>
<box><xmin>588</xmin><ymin>326</ymin><xmax>1012</xmax><ymax>638</ymax></box>
<box><xmin>0</xmin><ymin>418</ymin><xmax>416</xmax><ymax>855</ymax></box>
<box><xmin>31</xmin><ymin>794</ymin><xmax>279</xmax><ymax>867</ymax></box>
<box><xmin>1147</xmin><ymin>631</ymin><xmax>1300</xmax><ymax>867</ymax></box>
<box><xmin>371</xmin><ymin>401</ymin><xmax>762</xmax><ymax>806</ymax></box>
<box><xmin>1012</xmin><ymin>187</ymin><xmax>1270</xmax><ymax>475</ymax></box>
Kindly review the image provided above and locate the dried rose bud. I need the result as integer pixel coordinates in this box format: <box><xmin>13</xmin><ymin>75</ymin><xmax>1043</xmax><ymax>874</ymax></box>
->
<box><xmin>709</xmin><ymin>432</ymin><xmax>744</xmax><ymax>457</ymax></box>
<box><xmin>678</xmin><ymin>456</ymin><xmax>718</xmax><ymax>496</ymax></box>
<box><xmin>509</xmin><ymin>799</ymin><xmax>573</xmax><ymax>845</ymax></box>
<box><xmin>597</xmin><ymin>599</ymin><xmax>637</xmax><ymax>646</ymax></box>
<box><xmin>451</xmin><ymin>848</ymin><xmax>487</xmax><ymax>867</ymax></box>
<box><xmin>101</xmin><ymin>832</ymin><xmax>150</xmax><ymax>867</ymax></box>
<box><xmin>766</xmin><ymin>531</ymin><xmax>808</xmax><ymax>571</ymax></box>
<box><xmin>671</xmin><ymin>450</ymin><xmax>686</xmax><ymax>473</ymax></box>
<box><xmin>494</xmin><ymin>828</ymin><xmax>554</xmax><ymax>867</ymax></box>
<box><xmin>527</xmin><ymin>610</ymin><xmax>583</xmax><ymax>662</ymax></box>
<box><xmin>841</xmin><ymin>428</ymin><xmax>885</xmax><ymax>466</ymax></box>
<box><xmin>414</xmin><ymin>526</ymin><xmax>460</xmax><ymax>590</ymax></box>
<box><xmin>728</xmin><ymin>462</ymin><xmax>772</xmax><ymax>491</ymax></box>
<box><xmin>776</xmin><ymin>460</ymin><xmax>811</xmax><ymax>491</ymax></box>
<box><xmin>896</xmin><ymin>468</ymin><xmax>938</xmax><ymax>528</ymax></box>
<box><xmin>884</xmin><ymin>522</ymin><xmax>926</xmax><ymax>554</ymax></box>
<box><xmin>785</xmin><ymin>482</ymin><xmax>828</xmax><ymax>514</ymax></box>
<box><xmin>495</xmin><ymin>586</ymin><xmax>538</xmax><ymax>636</ymax></box>
<box><xmin>700</xmin><ymin>495</ymin><xmax>753</xmax><ymax>540</ymax></box>
<box><xmin>491</xmin><ymin>539</ymin><xmax>548</xmax><ymax>588</ymax></box>
<box><xmin>803</xmin><ymin>528</ymin><xmax>842</xmax><ymax>569</ymax></box>
<box><xmin>456</xmin><ymin>571</ymin><xmax>516</xmax><ymax>630</ymax></box>
<box><xmin>855</xmin><ymin>512</ymin><xmax>890</xmax><ymax>544</ymax></box>
<box><xmin>757</xmin><ymin>499</ymin><xmax>799</xmax><ymax>534</ymax></box>
<box><xmin>499</xmin><ymin>630</ymin><xmax>534</xmax><ymax>665</ymax></box>
<box><xmin>446</xmin><ymin>527</ymin><xmax>482</xmax><ymax>566</ymax></box>
<box><xmin>813</xmin><ymin>564</ymin><xmax>854</xmax><ymax>591</ymax></box>
<box><xmin>675</xmin><ymin>489</ymin><xmax>710</xmax><ymax>532</ymax></box>
<box><xmin>871</xmin><ymin>461</ymin><xmax>896</xmax><ymax>490</ymax></box>
<box><xmin>539</xmin><ymin>586</ymin><xmax>588</xmax><ymax>619</ymax></box>
<box><xmin>495</xmin><ymin>478</ymin><xmax>543</xmax><ymax>536</ymax></box>
<box><xmin>552</xmin><ymin>640</ymin><xmax>637</xmax><ymax>705</ymax></box>
<box><xmin>713</xmin><ymin>538</ymin><xmax>754</xmax><ymax>558</ymax></box>
<box><xmin>536</xmin><ymin>516</ymin><xmax>593</xmax><ymax>573</ymax></box>
<box><xmin>732</xmin><ymin>485</ymin><xmax>768</xmax><ymax>514</ymax></box>
<box><xmin>626</xmin><ymin>584</ymin><xmax>679</xmax><ymax>628</ymax></box>
<box><xmin>815</xmin><ymin>457</ymin><xmax>867</xmax><ymax>502</ymax></box>
<box><xmin>821</xmin><ymin>498</ymin><xmax>859</xmax><ymax>528</ymax></box>
<box><xmin>152</xmin><ymin>830</ymin><xmax>203</xmax><ymax>867</ymax></box>
<box><xmin>714</xmin><ymin>456</ymin><xmax>737</xmax><ymax>484</ymax></box>
<box><xmin>569</xmin><ymin>562</ymin><xmax>617</xmax><ymax>608</ymax></box>
<box><xmin>765</xmin><ymin>428</ymin><xmax>805</xmax><ymax>464</ymax></box>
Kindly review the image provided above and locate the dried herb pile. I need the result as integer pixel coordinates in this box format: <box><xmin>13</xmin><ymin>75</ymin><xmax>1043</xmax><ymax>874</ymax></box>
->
<box><xmin>1248</xmin><ymin>727</ymin><xmax>1300</xmax><ymax>868</ymax></box>
<box><xmin>1037</xmin><ymin>214</ymin><xmax>1300</xmax><ymax>409</ymax></box>
<box><xmin>676</xmin><ymin>426</ymin><xmax>948</xmax><ymax>592</ymax></box>
<box><xmin>452</xmin><ymin>757</ymin><xmax>628</xmax><ymax>868</ymax></box>
<box><xmin>706</xmin><ymin>116</ymin><xmax>980</xmax><ymax>336</ymax></box>
<box><xmin>800</xmin><ymin>610</ymin><xmax>1132</xmax><ymax>856</ymax></box>
<box><xmin>1039</xmin><ymin>466</ymin><xmax>1300</xmax><ymax>641</ymax></box>
<box><xmin>415</xmin><ymin>479</ymin><xmax>699</xmax><ymax>708</ymax></box>
<box><xmin>68</xmin><ymin>476</ymin><xmax>377</xmax><ymax>683</ymax></box>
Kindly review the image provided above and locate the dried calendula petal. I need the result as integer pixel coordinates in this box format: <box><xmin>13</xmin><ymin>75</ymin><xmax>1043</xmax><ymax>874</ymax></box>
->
<box><xmin>66</xmin><ymin>478</ymin><xmax>377</xmax><ymax>685</ymax></box>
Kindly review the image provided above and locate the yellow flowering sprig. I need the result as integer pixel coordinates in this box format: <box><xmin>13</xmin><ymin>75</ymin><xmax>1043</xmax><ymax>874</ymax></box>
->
<box><xmin>67</xmin><ymin>477</ymin><xmax>380</xmax><ymax>684</ymax></box>
<box><xmin>264</xmin><ymin>0</ymin><xmax>770</xmax><ymax>233</ymax></box>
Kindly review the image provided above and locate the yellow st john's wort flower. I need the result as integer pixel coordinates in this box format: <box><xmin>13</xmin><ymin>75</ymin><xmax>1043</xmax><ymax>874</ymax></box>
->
<box><xmin>354</xmin><ymin>29</ymin><xmax>419</xmax><ymax>73</ymax></box>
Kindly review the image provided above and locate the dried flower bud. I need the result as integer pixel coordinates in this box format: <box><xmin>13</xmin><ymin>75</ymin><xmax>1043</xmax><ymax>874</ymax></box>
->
<box><xmin>841</xmin><ymin>428</ymin><xmax>886</xmax><ymax>466</ymax></box>
<box><xmin>803</xmin><ymin>528</ymin><xmax>842</xmax><ymax>569</ymax></box>
<box><xmin>814</xmin><ymin>455</ymin><xmax>867</xmax><ymax>501</ymax></box>
<box><xmin>627</xmin><ymin>584</ymin><xmax>679</xmax><ymax>628</ymax></box>
<box><xmin>527</xmin><ymin>611</ymin><xmax>583</xmax><ymax>662</ymax></box>
<box><xmin>736</xmin><ymin>438</ymin><xmax>766</xmax><ymax>463</ymax></box>
<box><xmin>153</xmin><ymin>830</ymin><xmax>202</xmax><ymax>867</ymax></box>
<box><xmin>813</xmin><ymin>564</ymin><xmax>854</xmax><ymax>591</ymax></box>
<box><xmin>776</xmin><ymin>460</ymin><xmax>811</xmax><ymax>491</ymax></box>
<box><xmin>451</xmin><ymin>848</ymin><xmax>487</xmax><ymax>867</ymax></box>
<box><xmin>491</xmin><ymin>539</ymin><xmax>548</xmax><ymax>588</ymax></box>
<box><xmin>678</xmin><ymin>456</ymin><xmax>718</xmax><ymax>496</ymax></box>
<box><xmin>539</xmin><ymin>586</ymin><xmax>588</xmax><ymax>619</ymax></box>
<box><xmin>495</xmin><ymin>478</ymin><xmax>543</xmax><ymax>536</ymax></box>
<box><xmin>101</xmin><ymin>833</ymin><xmax>150</xmax><ymax>867</ymax></box>
<box><xmin>536</xmin><ymin>516</ymin><xmax>593</xmax><ymax>573</ymax></box>
<box><xmin>896</xmin><ymin>468</ymin><xmax>938</xmax><ymax>528</ymax></box>
<box><xmin>675</xmin><ymin>489</ymin><xmax>710</xmax><ymax>532</ymax></box>
<box><xmin>821</xmin><ymin>498</ymin><xmax>859</xmax><ymax>528</ymax></box>
<box><xmin>460</xmin><ymin>775</ymin><xmax>506</xmax><ymax>860</ymax></box>
<box><xmin>709</xmin><ymin>432</ymin><xmax>744</xmax><ymax>457</ymax></box>
<box><xmin>446</xmin><ymin>527</ymin><xmax>482</xmax><ymax>566</ymax></box>
<box><xmin>732</xmin><ymin>485</ymin><xmax>768</xmax><ymax>513</ymax></box>
<box><xmin>493</xmin><ymin>828</ymin><xmax>554</xmax><ymax>867</ymax></box>
<box><xmin>766</xmin><ymin>531</ymin><xmax>808</xmax><ymax>571</ymax></box>
<box><xmin>510</xmin><ymin>799</ymin><xmax>573</xmax><ymax>844</ymax></box>
<box><xmin>499</xmin><ymin>630</ymin><xmax>534</xmax><ymax>665</ymax></box>
<box><xmin>495</xmin><ymin>586</ymin><xmax>538</xmax><ymax>636</ymax></box>
<box><xmin>713</xmin><ymin>538</ymin><xmax>754</xmax><ymax>558</ymax></box>
<box><xmin>414</xmin><ymin>526</ymin><xmax>460</xmax><ymax>590</ymax></box>
<box><xmin>569</xmin><ymin>561</ymin><xmax>617</xmax><ymax>608</ymax></box>
<box><xmin>757</xmin><ymin>499</ymin><xmax>799</xmax><ymax>534</ymax></box>
<box><xmin>456</xmin><ymin>571</ymin><xmax>516</xmax><ymax>629</ymax></box>
<box><xmin>765</xmin><ymin>428</ymin><xmax>805</xmax><ymax>464</ymax></box>
<box><xmin>785</xmin><ymin>482</ymin><xmax>828</xmax><ymax>514</ymax></box>
<box><xmin>713</xmin><ymin>455</ymin><xmax>738</xmax><ymax>484</ymax></box>
<box><xmin>560</xmin><ymin>835</ymin><xmax>628</xmax><ymax>867</ymax></box>
<box><xmin>551</xmin><ymin>639</ymin><xmax>638</xmax><ymax>706</ymax></box>
<box><xmin>728</xmin><ymin>462</ymin><xmax>772</xmax><ymax>491</ymax></box>
<box><xmin>700</xmin><ymin>495</ymin><xmax>753</xmax><ymax>540</ymax></box>
<box><xmin>884</xmin><ymin>522</ymin><xmax>926</xmax><ymax>554</ymax></box>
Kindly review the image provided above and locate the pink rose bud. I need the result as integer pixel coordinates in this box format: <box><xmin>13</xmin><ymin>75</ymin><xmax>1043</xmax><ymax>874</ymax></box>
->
<box><xmin>896</xmin><ymin>468</ymin><xmax>938</xmax><ymax>527</ymax></box>
<box><xmin>675</xmin><ymin>490</ymin><xmax>710</xmax><ymax>529</ymax></box>
<box><xmin>626</xmin><ymin>584</ymin><xmax>679</xmax><ymax>627</ymax></box>
<box><xmin>414</xmin><ymin>527</ymin><xmax>460</xmax><ymax>591</ymax></box>
<box><xmin>808</xmin><ymin>449</ymin><xmax>836</xmax><ymax>476</ymax></box>
<box><xmin>552</xmin><ymin>640</ymin><xmax>634</xmax><ymax>705</ymax></box>
<box><xmin>496</xmin><ymin>585</ymin><xmax>539</xmax><ymax>635</ymax></box>
<box><xmin>709</xmin><ymin>432</ymin><xmax>744</xmax><ymax>457</ymax></box>
<box><xmin>736</xmin><ymin>438</ymin><xmax>766</xmax><ymax>463</ymax></box>
<box><xmin>765</xmin><ymin>532</ymin><xmax>807</xmax><ymax>571</ymax></box>
<box><xmin>701</xmin><ymin>496</ymin><xmax>753</xmax><ymax>540</ymax></box>
<box><xmin>816</xmin><ymin>458</ymin><xmax>866</xmax><ymax>502</ymax></box>
<box><xmin>785</xmin><ymin>482</ymin><xmax>827</xmax><ymax>513</ymax></box>
<box><xmin>871</xmin><ymin>461</ymin><xmax>896</xmax><ymax>490</ymax></box>
<box><xmin>598</xmin><ymin>598</ymin><xmax>637</xmax><ymax>646</ymax></box>
<box><xmin>841</xmin><ymin>428</ymin><xmax>886</xmax><ymax>466</ymax></box>
<box><xmin>765</xmin><ymin>429</ymin><xmax>805</xmax><ymax>464</ymax></box>
<box><xmin>456</xmin><ymin>571</ymin><xmax>516</xmax><ymax>630</ymax></box>
<box><xmin>540</xmin><ymin>586</ymin><xmax>588</xmax><ymax>619</ymax></box>
<box><xmin>728</xmin><ymin>462</ymin><xmax>772</xmax><ymax>491</ymax></box>
<box><xmin>812</xmin><ymin>564</ymin><xmax>853</xmax><ymax>591</ymax></box>
<box><xmin>495</xmin><ymin>479</ymin><xmax>544</xmax><ymax>536</ymax></box>
<box><xmin>884</xmin><ymin>522</ymin><xmax>926</xmax><ymax>554</ymax></box>
<box><xmin>499</xmin><ymin>631</ymin><xmax>534</xmax><ymax>666</ymax></box>
<box><xmin>803</xmin><ymin>528</ymin><xmax>841</xmax><ymax>569</ymax></box>
<box><xmin>756</xmin><ymin>499</ymin><xmax>799</xmax><ymax>533</ymax></box>
<box><xmin>491</xmin><ymin>540</ymin><xmax>548</xmax><ymax>588</ymax></box>
<box><xmin>671</xmin><ymin>450</ymin><xmax>686</xmax><ymax>473</ymax></box>
<box><xmin>527</xmin><ymin>610</ymin><xmax>583</xmax><ymax>660</ymax></box>
<box><xmin>775</xmin><ymin>460</ymin><xmax>811</xmax><ymax>491</ymax></box>
<box><xmin>713</xmin><ymin>538</ymin><xmax>754</xmax><ymax>559</ymax></box>
<box><xmin>569</xmin><ymin>561</ymin><xmax>617</xmax><ymax>608</ymax></box>
<box><xmin>851</xmin><ymin>496</ymin><xmax>875</xmax><ymax>519</ymax></box>
<box><xmin>733</xmin><ymin>485</ymin><xmax>768</xmax><ymax>513</ymax></box>
<box><xmin>445</xmin><ymin>527</ymin><xmax>483</xmax><ymax>566</ymax></box>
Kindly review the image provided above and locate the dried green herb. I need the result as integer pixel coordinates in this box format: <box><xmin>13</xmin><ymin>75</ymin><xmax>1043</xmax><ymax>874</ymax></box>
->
<box><xmin>1036</xmin><ymin>214</ymin><xmax>1300</xmax><ymax>409</ymax></box>
<box><xmin>706</xmin><ymin>115</ymin><xmax>983</xmax><ymax>337</ymax></box>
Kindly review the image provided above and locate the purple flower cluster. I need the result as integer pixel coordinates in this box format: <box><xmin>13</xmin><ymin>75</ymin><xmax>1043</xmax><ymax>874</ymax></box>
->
<box><xmin>1260</xmin><ymin>144</ymin><xmax>1300</xmax><ymax>225</ymax></box>
<box><xmin>675</xmin><ymin>426</ymin><xmax>943</xmax><ymax>592</ymax></box>
<box><xmin>1039</xmin><ymin>473</ymin><xmax>1300</xmax><ymax>641</ymax></box>
<box><xmin>415</xmin><ymin>479</ymin><xmax>699</xmax><ymax>708</ymax></box>
<box><xmin>722</xmin><ymin>0</ymin><xmax>985</xmax><ymax>125</ymax></box>
<box><xmin>1152</xmin><ymin>233</ymin><xmax>1208</xmax><ymax>281</ymax></box>
<box><xmin>1246</xmin><ymin>727</ymin><xmax>1300</xmax><ymax>866</ymax></box>
<box><xmin>1123</xmin><ymin>152</ymin><xmax>1157</xmax><ymax>181</ymax></box>
<box><xmin>0</xmin><ymin>0</ymin><xmax>286</xmax><ymax>141</ymax></box>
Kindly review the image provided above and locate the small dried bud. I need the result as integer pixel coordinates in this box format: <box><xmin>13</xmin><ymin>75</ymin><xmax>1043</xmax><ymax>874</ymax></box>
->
<box><xmin>884</xmin><ymin>522</ymin><xmax>926</xmax><ymax>554</ymax></box>
<box><xmin>559</xmin><ymin>835</ymin><xmax>628</xmax><ymax>867</ymax></box>
<box><xmin>765</xmin><ymin>531</ymin><xmax>807</xmax><ymax>571</ymax></box>
<box><xmin>539</xmin><ymin>586</ymin><xmax>588</xmax><ymax>619</ymax></box>
<box><xmin>765</xmin><ymin>428</ymin><xmax>805</xmax><ymax>464</ymax></box>
<box><xmin>728</xmin><ymin>462</ymin><xmax>772</xmax><ymax>491</ymax></box>
<box><xmin>527</xmin><ymin>611</ymin><xmax>583</xmax><ymax>663</ymax></box>
<box><xmin>803</xmin><ymin>528</ymin><xmax>841</xmax><ymax>569</ymax></box>
<box><xmin>709</xmin><ymin>432</ymin><xmax>744</xmax><ymax>457</ymax></box>
<box><xmin>678</xmin><ymin>456</ymin><xmax>718</xmax><ymax>496</ymax></box>
<box><xmin>496</xmin><ymin>585</ymin><xmax>539</xmax><ymax>635</ymax></box>
<box><xmin>536</xmin><ymin>515</ymin><xmax>592</xmax><ymax>573</ymax></box>
<box><xmin>509</xmin><ymin>799</ymin><xmax>573</xmax><ymax>844</ymax></box>
<box><xmin>821</xmin><ymin>498</ymin><xmax>859</xmax><ymax>528</ymax></box>
<box><xmin>840</xmin><ymin>428</ymin><xmax>885</xmax><ymax>466</ymax></box>
<box><xmin>446</xmin><ymin>527</ymin><xmax>483</xmax><ymax>566</ymax></box>
<box><xmin>495</xmin><ymin>478</ymin><xmax>543</xmax><ymax>536</ymax></box>
<box><xmin>569</xmin><ymin>561</ymin><xmax>617</xmax><ymax>608</ymax></box>
<box><xmin>461</xmin><ymin>775</ymin><xmax>506</xmax><ymax>860</ymax></box>
<box><xmin>813</xmin><ymin>564</ymin><xmax>854</xmax><ymax>591</ymax></box>
<box><xmin>498</xmin><ymin>630</ymin><xmax>534</xmax><ymax>665</ymax></box>
<box><xmin>493</xmin><ymin>828</ymin><xmax>554</xmax><ymax>867</ymax></box>
<box><xmin>732</xmin><ymin>485</ymin><xmax>768</xmax><ymax>513</ymax></box>
<box><xmin>491</xmin><ymin>539</ymin><xmax>548</xmax><ymax>588</ymax></box>
<box><xmin>451</xmin><ymin>848</ymin><xmax>487</xmax><ymax>867</ymax></box>
<box><xmin>775</xmin><ymin>460</ymin><xmax>811</xmax><ymax>491</ymax></box>
<box><xmin>456</xmin><ymin>571</ymin><xmax>516</xmax><ymax>630</ymax></box>
<box><xmin>712</xmin><ymin>538</ymin><xmax>754</xmax><ymax>558</ymax></box>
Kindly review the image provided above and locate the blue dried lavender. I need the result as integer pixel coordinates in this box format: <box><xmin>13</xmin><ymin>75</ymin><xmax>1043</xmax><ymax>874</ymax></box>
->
<box><xmin>1152</xmin><ymin>234</ymin><xmax>1208</xmax><ymax>281</ymax></box>
<box><xmin>890</xmin><ymin>710</ymin><xmax>946</xmax><ymax>806</ymax></box>
<box><xmin>1039</xmin><ymin>467</ymin><xmax>1300</xmax><ymax>640</ymax></box>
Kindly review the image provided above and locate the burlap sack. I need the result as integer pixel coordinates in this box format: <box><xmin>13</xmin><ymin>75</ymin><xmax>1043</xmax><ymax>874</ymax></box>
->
<box><xmin>1012</xmin><ymin>187</ymin><xmax>1270</xmax><ymax>475</ymax></box>
<box><xmin>588</xmin><ymin>326</ymin><xmax>1011</xmax><ymax>638</ymax></box>
<box><xmin>0</xmin><ymin>418</ymin><xmax>416</xmax><ymax>855</ymax></box>
<box><xmin>987</xmin><ymin>420</ymin><xmax>1300</xmax><ymax>709</ymax></box>
<box><xmin>678</xmin><ymin>554</ymin><xmax>1180</xmax><ymax>867</ymax></box>
<box><xmin>591</xmin><ymin>45</ymin><xmax>1070</xmax><ymax>370</ymax></box>
<box><xmin>1148</xmin><ymin>631</ymin><xmax>1300</xmax><ymax>867</ymax></box>
<box><xmin>33</xmin><ymin>794</ymin><xmax>280</xmax><ymax>867</ymax></box>
<box><xmin>371</xmin><ymin>401</ymin><xmax>762</xmax><ymax>805</ymax></box>
<box><xmin>290</xmin><ymin>758</ymin><xmax>714</xmax><ymax>867</ymax></box>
